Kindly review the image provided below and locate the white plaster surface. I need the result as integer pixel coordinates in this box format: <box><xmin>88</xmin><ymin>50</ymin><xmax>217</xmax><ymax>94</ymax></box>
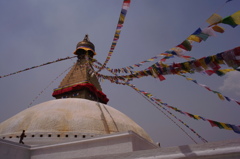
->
<box><xmin>1</xmin><ymin>133</ymin><xmax>240</xmax><ymax>159</ymax></box>
<box><xmin>0</xmin><ymin>98</ymin><xmax>152</xmax><ymax>145</ymax></box>
<box><xmin>0</xmin><ymin>131</ymin><xmax>157</xmax><ymax>159</ymax></box>
<box><xmin>0</xmin><ymin>139</ymin><xmax>30</xmax><ymax>159</ymax></box>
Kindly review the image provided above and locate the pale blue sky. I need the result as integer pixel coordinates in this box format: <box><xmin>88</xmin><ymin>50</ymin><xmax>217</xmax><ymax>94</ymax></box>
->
<box><xmin>0</xmin><ymin>0</ymin><xmax>240</xmax><ymax>147</ymax></box>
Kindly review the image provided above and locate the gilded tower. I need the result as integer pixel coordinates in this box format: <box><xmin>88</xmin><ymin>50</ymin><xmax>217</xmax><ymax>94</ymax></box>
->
<box><xmin>52</xmin><ymin>35</ymin><xmax>109</xmax><ymax>104</ymax></box>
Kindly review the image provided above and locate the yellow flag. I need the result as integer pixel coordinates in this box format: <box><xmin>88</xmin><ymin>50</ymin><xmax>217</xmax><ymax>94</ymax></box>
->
<box><xmin>219</xmin><ymin>69</ymin><xmax>235</xmax><ymax>74</ymax></box>
<box><xmin>206</xmin><ymin>13</ymin><xmax>222</xmax><ymax>25</ymax></box>
<box><xmin>186</xmin><ymin>77</ymin><xmax>193</xmax><ymax>81</ymax></box>
<box><xmin>217</xmin><ymin>93</ymin><xmax>225</xmax><ymax>100</ymax></box>
<box><xmin>148</xmin><ymin>58</ymin><xmax>155</xmax><ymax>61</ymax></box>
<box><xmin>193</xmin><ymin>115</ymin><xmax>201</xmax><ymax>120</ymax></box>
<box><xmin>221</xmin><ymin>123</ymin><xmax>232</xmax><ymax>130</ymax></box>
<box><xmin>187</xmin><ymin>35</ymin><xmax>202</xmax><ymax>43</ymax></box>
<box><xmin>231</xmin><ymin>10</ymin><xmax>240</xmax><ymax>25</ymax></box>
<box><xmin>182</xmin><ymin>62</ymin><xmax>190</xmax><ymax>71</ymax></box>
<box><xmin>116</xmin><ymin>30</ymin><xmax>121</xmax><ymax>34</ymax></box>
<box><xmin>199</xmin><ymin>58</ymin><xmax>208</xmax><ymax>69</ymax></box>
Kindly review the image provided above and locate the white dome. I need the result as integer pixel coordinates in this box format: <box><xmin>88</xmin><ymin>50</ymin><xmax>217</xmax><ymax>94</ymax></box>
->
<box><xmin>0</xmin><ymin>98</ymin><xmax>152</xmax><ymax>145</ymax></box>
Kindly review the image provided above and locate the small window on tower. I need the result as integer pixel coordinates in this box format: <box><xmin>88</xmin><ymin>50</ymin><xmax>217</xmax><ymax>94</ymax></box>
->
<box><xmin>73</xmin><ymin>93</ymin><xmax>78</xmax><ymax>96</ymax></box>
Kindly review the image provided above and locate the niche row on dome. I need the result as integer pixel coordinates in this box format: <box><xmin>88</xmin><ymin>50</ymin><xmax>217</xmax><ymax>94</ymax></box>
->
<box><xmin>2</xmin><ymin>134</ymin><xmax>95</xmax><ymax>139</ymax></box>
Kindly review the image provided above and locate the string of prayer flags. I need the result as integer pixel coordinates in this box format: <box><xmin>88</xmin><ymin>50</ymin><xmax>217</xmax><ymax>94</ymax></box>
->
<box><xmin>179</xmin><ymin>72</ymin><xmax>240</xmax><ymax>106</ymax></box>
<box><xmin>94</xmin><ymin>54</ymin><xmax>162</xmax><ymax>74</ymax></box>
<box><xmin>95</xmin><ymin>11</ymin><xmax>239</xmax><ymax>72</ymax></box>
<box><xmin>94</xmin><ymin>46</ymin><xmax>240</xmax><ymax>82</ymax></box>
<box><xmin>126</xmin><ymin>83</ymin><xmax>207</xmax><ymax>143</ymax></box>
<box><xmin>169</xmin><ymin>11</ymin><xmax>240</xmax><ymax>61</ymax></box>
<box><xmin>140</xmin><ymin>11</ymin><xmax>239</xmax><ymax>63</ymax></box>
<box><xmin>151</xmin><ymin>99</ymin><xmax>207</xmax><ymax>143</ymax></box>
<box><xmin>28</xmin><ymin>65</ymin><xmax>73</xmax><ymax>107</ymax></box>
<box><xmin>97</xmin><ymin>0</ymin><xmax>131</xmax><ymax>72</ymax></box>
<box><xmin>128</xmin><ymin>82</ymin><xmax>240</xmax><ymax>135</ymax></box>
<box><xmin>96</xmin><ymin>11</ymin><xmax>238</xmax><ymax>73</ymax></box>
<box><xmin>0</xmin><ymin>56</ymin><xmax>77</xmax><ymax>79</ymax></box>
<box><xmin>158</xmin><ymin>102</ymin><xmax>208</xmax><ymax>143</ymax></box>
<box><xmin>161</xmin><ymin>101</ymin><xmax>240</xmax><ymax>134</ymax></box>
<box><xmin>206</xmin><ymin>11</ymin><xmax>240</xmax><ymax>27</ymax></box>
<box><xmin>104</xmin><ymin>73</ymin><xmax>205</xmax><ymax>143</ymax></box>
<box><xmin>152</xmin><ymin>97</ymin><xmax>205</xmax><ymax>143</ymax></box>
<box><xmin>96</xmin><ymin>68</ymin><xmax>239</xmax><ymax>135</ymax></box>
<box><xmin>93</xmin><ymin>66</ymin><xmax>240</xmax><ymax>135</ymax></box>
<box><xmin>131</xmin><ymin>84</ymin><xmax>240</xmax><ymax>134</ymax></box>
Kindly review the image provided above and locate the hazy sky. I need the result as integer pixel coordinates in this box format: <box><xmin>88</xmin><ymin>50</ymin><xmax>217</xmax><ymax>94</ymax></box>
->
<box><xmin>0</xmin><ymin>0</ymin><xmax>240</xmax><ymax>147</ymax></box>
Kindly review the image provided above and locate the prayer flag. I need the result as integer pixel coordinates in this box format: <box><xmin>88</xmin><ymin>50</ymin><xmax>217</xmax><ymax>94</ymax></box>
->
<box><xmin>192</xmin><ymin>28</ymin><xmax>209</xmax><ymax>41</ymax></box>
<box><xmin>228</xmin><ymin>124</ymin><xmax>240</xmax><ymax>134</ymax></box>
<box><xmin>212</xmin><ymin>25</ymin><xmax>225</xmax><ymax>33</ymax></box>
<box><xmin>171</xmin><ymin>47</ymin><xmax>185</xmax><ymax>56</ymax></box>
<box><xmin>192</xmin><ymin>28</ymin><xmax>202</xmax><ymax>35</ymax></box>
<box><xmin>202</xmin><ymin>27</ymin><xmax>216</xmax><ymax>36</ymax></box>
<box><xmin>193</xmin><ymin>115</ymin><xmax>202</xmax><ymax>120</ymax></box>
<box><xmin>221</xmin><ymin>123</ymin><xmax>232</xmax><ymax>130</ymax></box>
<box><xmin>187</xmin><ymin>35</ymin><xmax>202</xmax><ymax>43</ymax></box>
<box><xmin>208</xmin><ymin>120</ymin><xmax>218</xmax><ymax>127</ymax></box>
<box><xmin>217</xmin><ymin>93</ymin><xmax>225</xmax><ymax>100</ymax></box>
<box><xmin>216</xmin><ymin>122</ymin><xmax>225</xmax><ymax>129</ymax></box>
<box><xmin>235</xmin><ymin>101</ymin><xmax>240</xmax><ymax>105</ymax></box>
<box><xmin>222</xmin><ymin>16</ymin><xmax>238</xmax><ymax>28</ymax></box>
<box><xmin>177</xmin><ymin>40</ymin><xmax>192</xmax><ymax>51</ymax></box>
<box><xmin>206</xmin><ymin>13</ymin><xmax>222</xmax><ymax>25</ymax></box>
<box><xmin>205</xmin><ymin>70</ymin><xmax>215</xmax><ymax>76</ymax></box>
<box><xmin>231</xmin><ymin>11</ymin><xmax>240</xmax><ymax>25</ymax></box>
<box><xmin>158</xmin><ymin>74</ymin><xmax>166</xmax><ymax>81</ymax></box>
<box><xmin>195</xmin><ymin>33</ymin><xmax>209</xmax><ymax>41</ymax></box>
<box><xmin>215</xmin><ymin>70</ymin><xmax>225</xmax><ymax>76</ymax></box>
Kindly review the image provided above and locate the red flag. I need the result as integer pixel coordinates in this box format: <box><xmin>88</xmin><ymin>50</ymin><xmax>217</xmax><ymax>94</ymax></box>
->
<box><xmin>158</xmin><ymin>74</ymin><xmax>166</xmax><ymax>81</ymax></box>
<box><xmin>208</xmin><ymin>120</ymin><xmax>218</xmax><ymax>127</ymax></box>
<box><xmin>235</xmin><ymin>101</ymin><xmax>240</xmax><ymax>105</ymax></box>
<box><xmin>205</xmin><ymin>70</ymin><xmax>215</xmax><ymax>76</ymax></box>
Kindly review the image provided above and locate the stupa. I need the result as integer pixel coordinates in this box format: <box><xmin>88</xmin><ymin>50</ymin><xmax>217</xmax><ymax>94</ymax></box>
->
<box><xmin>0</xmin><ymin>35</ymin><xmax>153</xmax><ymax>146</ymax></box>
